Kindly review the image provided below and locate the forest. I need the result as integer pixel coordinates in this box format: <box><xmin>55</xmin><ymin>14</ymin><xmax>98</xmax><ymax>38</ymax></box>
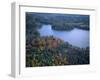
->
<box><xmin>26</xmin><ymin>12</ymin><xmax>89</xmax><ymax>67</ymax></box>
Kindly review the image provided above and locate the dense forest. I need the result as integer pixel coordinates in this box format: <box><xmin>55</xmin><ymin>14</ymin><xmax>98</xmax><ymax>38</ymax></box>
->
<box><xmin>26</xmin><ymin>12</ymin><xmax>90</xmax><ymax>67</ymax></box>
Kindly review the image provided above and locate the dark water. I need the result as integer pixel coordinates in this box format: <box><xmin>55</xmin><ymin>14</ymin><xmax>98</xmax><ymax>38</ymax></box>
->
<box><xmin>38</xmin><ymin>24</ymin><xmax>89</xmax><ymax>48</ymax></box>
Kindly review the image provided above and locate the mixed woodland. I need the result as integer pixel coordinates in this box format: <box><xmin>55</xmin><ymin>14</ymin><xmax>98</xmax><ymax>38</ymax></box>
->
<box><xmin>26</xmin><ymin>12</ymin><xmax>90</xmax><ymax>67</ymax></box>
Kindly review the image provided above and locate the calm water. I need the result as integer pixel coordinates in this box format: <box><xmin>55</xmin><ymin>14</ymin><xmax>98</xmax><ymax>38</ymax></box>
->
<box><xmin>38</xmin><ymin>24</ymin><xmax>89</xmax><ymax>48</ymax></box>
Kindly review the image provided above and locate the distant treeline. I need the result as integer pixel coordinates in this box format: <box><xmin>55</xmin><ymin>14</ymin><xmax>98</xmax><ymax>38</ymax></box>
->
<box><xmin>26</xmin><ymin>12</ymin><xmax>90</xmax><ymax>31</ymax></box>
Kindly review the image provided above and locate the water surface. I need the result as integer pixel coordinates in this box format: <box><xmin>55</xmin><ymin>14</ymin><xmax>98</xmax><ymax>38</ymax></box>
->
<box><xmin>38</xmin><ymin>24</ymin><xmax>89</xmax><ymax>48</ymax></box>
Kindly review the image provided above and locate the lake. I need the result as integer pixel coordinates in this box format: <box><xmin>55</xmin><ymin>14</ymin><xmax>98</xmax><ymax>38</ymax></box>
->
<box><xmin>38</xmin><ymin>24</ymin><xmax>89</xmax><ymax>48</ymax></box>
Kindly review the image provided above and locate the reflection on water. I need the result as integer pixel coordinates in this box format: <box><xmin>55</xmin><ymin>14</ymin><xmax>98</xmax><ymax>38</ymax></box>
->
<box><xmin>38</xmin><ymin>24</ymin><xmax>89</xmax><ymax>48</ymax></box>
